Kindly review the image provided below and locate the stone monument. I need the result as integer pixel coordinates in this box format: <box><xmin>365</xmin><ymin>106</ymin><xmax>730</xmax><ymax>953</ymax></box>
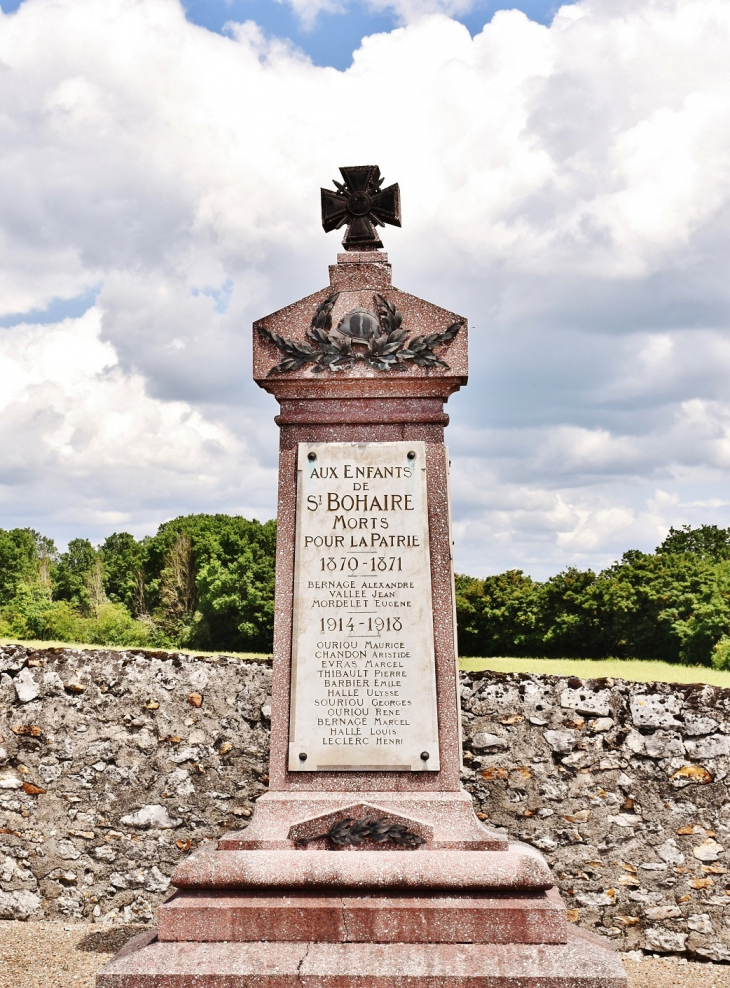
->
<box><xmin>98</xmin><ymin>166</ymin><xmax>627</xmax><ymax>987</ymax></box>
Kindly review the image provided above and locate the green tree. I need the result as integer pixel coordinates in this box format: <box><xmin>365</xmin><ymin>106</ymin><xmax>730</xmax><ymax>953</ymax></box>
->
<box><xmin>455</xmin><ymin>547</ymin><xmax>730</xmax><ymax>666</ymax></box>
<box><xmin>0</xmin><ymin>528</ymin><xmax>56</xmax><ymax>604</ymax></box>
<box><xmin>537</xmin><ymin>568</ymin><xmax>604</xmax><ymax>657</ymax></box>
<box><xmin>657</xmin><ymin>524</ymin><xmax>730</xmax><ymax>561</ymax></box>
<box><xmin>712</xmin><ymin>636</ymin><xmax>730</xmax><ymax>670</ymax></box>
<box><xmin>142</xmin><ymin>514</ymin><xmax>277</xmax><ymax>651</ymax></box>
<box><xmin>157</xmin><ymin>531</ymin><xmax>198</xmax><ymax>642</ymax></box>
<box><xmin>100</xmin><ymin>532</ymin><xmax>147</xmax><ymax>614</ymax></box>
<box><xmin>10</xmin><ymin>514</ymin><xmax>725</xmax><ymax>664</ymax></box>
<box><xmin>196</xmin><ymin>542</ymin><xmax>276</xmax><ymax>651</ymax></box>
<box><xmin>455</xmin><ymin>570</ymin><xmax>541</xmax><ymax>656</ymax></box>
<box><xmin>2</xmin><ymin>515</ymin><xmax>278</xmax><ymax>651</ymax></box>
<box><xmin>52</xmin><ymin>538</ymin><xmax>99</xmax><ymax>611</ymax></box>
<box><xmin>602</xmin><ymin>552</ymin><xmax>730</xmax><ymax>665</ymax></box>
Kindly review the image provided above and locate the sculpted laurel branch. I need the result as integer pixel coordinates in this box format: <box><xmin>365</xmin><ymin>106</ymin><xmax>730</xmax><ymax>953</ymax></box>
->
<box><xmin>401</xmin><ymin>320</ymin><xmax>465</xmax><ymax>370</ymax></box>
<box><xmin>258</xmin><ymin>293</ymin><xmax>342</xmax><ymax>375</ymax></box>
<box><xmin>259</xmin><ymin>292</ymin><xmax>462</xmax><ymax>375</ymax></box>
<box><xmin>365</xmin><ymin>292</ymin><xmax>410</xmax><ymax>371</ymax></box>
<box><xmin>373</xmin><ymin>292</ymin><xmax>402</xmax><ymax>334</ymax></box>
<box><xmin>310</xmin><ymin>291</ymin><xmax>361</xmax><ymax>372</ymax></box>
<box><xmin>295</xmin><ymin>816</ymin><xmax>426</xmax><ymax>849</ymax></box>
<box><xmin>258</xmin><ymin>326</ymin><xmax>323</xmax><ymax>374</ymax></box>
<box><xmin>364</xmin><ymin>327</ymin><xmax>411</xmax><ymax>371</ymax></box>
<box><xmin>311</xmin><ymin>292</ymin><xmax>340</xmax><ymax>333</ymax></box>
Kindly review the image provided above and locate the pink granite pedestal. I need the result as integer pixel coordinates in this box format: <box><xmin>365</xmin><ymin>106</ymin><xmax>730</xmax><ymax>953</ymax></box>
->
<box><xmin>99</xmin><ymin>926</ymin><xmax>627</xmax><ymax>988</ymax></box>
<box><xmin>97</xmin><ymin>249</ymin><xmax>627</xmax><ymax>988</ymax></box>
<box><xmin>157</xmin><ymin>888</ymin><xmax>568</xmax><ymax>945</ymax></box>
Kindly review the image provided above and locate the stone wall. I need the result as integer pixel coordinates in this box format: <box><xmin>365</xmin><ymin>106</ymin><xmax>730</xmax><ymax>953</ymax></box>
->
<box><xmin>460</xmin><ymin>669</ymin><xmax>730</xmax><ymax>962</ymax></box>
<box><xmin>0</xmin><ymin>645</ymin><xmax>272</xmax><ymax>926</ymax></box>
<box><xmin>2</xmin><ymin>644</ymin><xmax>730</xmax><ymax>961</ymax></box>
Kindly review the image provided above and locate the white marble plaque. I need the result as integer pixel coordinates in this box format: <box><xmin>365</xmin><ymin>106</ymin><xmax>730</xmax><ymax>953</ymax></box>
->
<box><xmin>288</xmin><ymin>441</ymin><xmax>440</xmax><ymax>772</ymax></box>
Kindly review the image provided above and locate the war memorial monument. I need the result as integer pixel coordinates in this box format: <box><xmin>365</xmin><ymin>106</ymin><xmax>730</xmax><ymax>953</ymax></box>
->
<box><xmin>98</xmin><ymin>167</ymin><xmax>627</xmax><ymax>987</ymax></box>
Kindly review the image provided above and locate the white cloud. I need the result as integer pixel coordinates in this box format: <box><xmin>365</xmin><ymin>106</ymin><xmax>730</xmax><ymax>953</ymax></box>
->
<box><xmin>0</xmin><ymin>0</ymin><xmax>730</xmax><ymax>573</ymax></box>
<box><xmin>0</xmin><ymin>309</ymin><xmax>275</xmax><ymax>540</ymax></box>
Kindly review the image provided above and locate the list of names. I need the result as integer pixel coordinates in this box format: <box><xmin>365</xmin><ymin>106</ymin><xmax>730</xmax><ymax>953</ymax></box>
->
<box><xmin>288</xmin><ymin>441</ymin><xmax>440</xmax><ymax>771</ymax></box>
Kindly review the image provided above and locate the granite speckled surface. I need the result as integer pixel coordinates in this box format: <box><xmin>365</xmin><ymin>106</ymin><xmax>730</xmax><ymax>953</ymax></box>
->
<box><xmin>98</xmin><ymin>925</ymin><xmax>627</xmax><ymax>987</ymax></box>
<box><xmin>157</xmin><ymin>887</ymin><xmax>567</xmax><ymax>944</ymax></box>
<box><xmin>219</xmin><ymin>789</ymin><xmax>506</xmax><ymax>850</ymax></box>
<box><xmin>252</xmin><ymin>251</ymin><xmax>468</xmax><ymax>391</ymax></box>
<box><xmin>170</xmin><ymin>844</ymin><xmax>554</xmax><ymax>892</ymax></box>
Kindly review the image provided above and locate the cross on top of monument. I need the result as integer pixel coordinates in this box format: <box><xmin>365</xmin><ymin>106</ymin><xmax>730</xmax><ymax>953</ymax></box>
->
<box><xmin>321</xmin><ymin>165</ymin><xmax>401</xmax><ymax>251</ymax></box>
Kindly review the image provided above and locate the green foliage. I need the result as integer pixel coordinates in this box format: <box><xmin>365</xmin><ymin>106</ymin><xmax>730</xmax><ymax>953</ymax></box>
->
<box><xmin>141</xmin><ymin>514</ymin><xmax>277</xmax><ymax>651</ymax></box>
<box><xmin>657</xmin><ymin>524</ymin><xmax>730</xmax><ymax>561</ymax></box>
<box><xmin>100</xmin><ymin>532</ymin><xmax>146</xmax><ymax>612</ymax></box>
<box><xmin>0</xmin><ymin>582</ymin><xmax>55</xmax><ymax>639</ymax></box>
<box><xmin>598</xmin><ymin>552</ymin><xmax>730</xmax><ymax>665</ymax></box>
<box><xmin>0</xmin><ymin>514</ymin><xmax>277</xmax><ymax>653</ymax></box>
<box><xmin>0</xmin><ymin>528</ymin><xmax>55</xmax><ymax>604</ymax></box>
<box><xmin>53</xmin><ymin>538</ymin><xmax>99</xmax><ymax>611</ymax></box>
<box><xmin>0</xmin><ymin>573</ymin><xmax>154</xmax><ymax>647</ymax></box>
<box><xmin>711</xmin><ymin>637</ymin><xmax>730</xmax><ymax>671</ymax></box>
<box><xmin>455</xmin><ymin>570</ymin><xmax>540</xmax><ymax>656</ymax></box>
<box><xmin>23</xmin><ymin>600</ymin><xmax>154</xmax><ymax>647</ymax></box>
<box><xmin>455</xmin><ymin>527</ymin><xmax>730</xmax><ymax>667</ymax></box>
<box><xmin>538</xmin><ymin>567</ymin><xmax>603</xmax><ymax>657</ymax></box>
<box><xmin>3</xmin><ymin>518</ymin><xmax>730</xmax><ymax>665</ymax></box>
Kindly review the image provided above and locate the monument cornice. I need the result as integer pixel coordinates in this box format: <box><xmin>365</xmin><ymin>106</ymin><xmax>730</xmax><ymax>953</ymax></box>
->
<box><xmin>273</xmin><ymin>396</ymin><xmax>451</xmax><ymax>426</ymax></box>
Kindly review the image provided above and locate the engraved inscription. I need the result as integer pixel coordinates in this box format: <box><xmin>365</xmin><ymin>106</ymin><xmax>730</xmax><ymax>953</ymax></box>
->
<box><xmin>288</xmin><ymin>441</ymin><xmax>440</xmax><ymax>772</ymax></box>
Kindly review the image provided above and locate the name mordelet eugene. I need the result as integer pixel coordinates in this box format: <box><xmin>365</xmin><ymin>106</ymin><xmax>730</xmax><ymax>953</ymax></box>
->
<box><xmin>288</xmin><ymin>441</ymin><xmax>442</xmax><ymax>771</ymax></box>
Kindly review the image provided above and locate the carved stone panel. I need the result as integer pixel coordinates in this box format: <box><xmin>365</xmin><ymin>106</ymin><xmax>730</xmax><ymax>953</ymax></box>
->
<box><xmin>288</xmin><ymin>441</ymin><xmax>440</xmax><ymax>772</ymax></box>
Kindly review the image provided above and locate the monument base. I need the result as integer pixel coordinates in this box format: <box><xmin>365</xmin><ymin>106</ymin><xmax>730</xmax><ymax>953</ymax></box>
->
<box><xmin>98</xmin><ymin>924</ymin><xmax>627</xmax><ymax>988</ymax></box>
<box><xmin>157</xmin><ymin>888</ymin><xmax>567</xmax><ymax>944</ymax></box>
<box><xmin>98</xmin><ymin>832</ymin><xmax>627</xmax><ymax>988</ymax></box>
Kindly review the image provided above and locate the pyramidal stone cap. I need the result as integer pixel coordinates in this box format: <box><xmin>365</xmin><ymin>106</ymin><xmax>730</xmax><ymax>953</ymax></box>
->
<box><xmin>253</xmin><ymin>251</ymin><xmax>467</xmax><ymax>397</ymax></box>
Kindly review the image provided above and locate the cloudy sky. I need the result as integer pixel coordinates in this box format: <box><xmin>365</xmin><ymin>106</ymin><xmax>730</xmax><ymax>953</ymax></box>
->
<box><xmin>1</xmin><ymin>0</ymin><xmax>729</xmax><ymax>579</ymax></box>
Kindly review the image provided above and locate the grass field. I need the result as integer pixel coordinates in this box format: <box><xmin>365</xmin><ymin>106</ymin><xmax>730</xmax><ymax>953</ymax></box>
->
<box><xmin>459</xmin><ymin>655</ymin><xmax>730</xmax><ymax>688</ymax></box>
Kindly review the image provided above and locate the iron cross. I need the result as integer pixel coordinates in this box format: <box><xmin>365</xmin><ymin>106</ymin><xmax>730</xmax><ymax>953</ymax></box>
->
<box><xmin>321</xmin><ymin>166</ymin><xmax>401</xmax><ymax>251</ymax></box>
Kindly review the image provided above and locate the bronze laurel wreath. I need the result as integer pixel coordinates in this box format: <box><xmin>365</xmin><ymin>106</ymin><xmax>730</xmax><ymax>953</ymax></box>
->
<box><xmin>258</xmin><ymin>292</ymin><xmax>463</xmax><ymax>375</ymax></box>
<box><xmin>295</xmin><ymin>816</ymin><xmax>426</xmax><ymax>849</ymax></box>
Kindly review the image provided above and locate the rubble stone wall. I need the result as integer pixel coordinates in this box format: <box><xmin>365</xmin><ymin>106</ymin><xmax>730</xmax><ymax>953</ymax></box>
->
<box><xmin>3</xmin><ymin>644</ymin><xmax>730</xmax><ymax>961</ymax></box>
<box><xmin>0</xmin><ymin>645</ymin><xmax>272</xmax><ymax>927</ymax></box>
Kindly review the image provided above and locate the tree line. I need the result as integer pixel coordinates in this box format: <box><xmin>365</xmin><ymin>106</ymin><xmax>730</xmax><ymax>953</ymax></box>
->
<box><xmin>1</xmin><ymin>517</ymin><xmax>729</xmax><ymax>667</ymax></box>
<box><xmin>0</xmin><ymin>515</ymin><xmax>275</xmax><ymax>652</ymax></box>
<box><xmin>456</xmin><ymin>525</ymin><xmax>730</xmax><ymax>669</ymax></box>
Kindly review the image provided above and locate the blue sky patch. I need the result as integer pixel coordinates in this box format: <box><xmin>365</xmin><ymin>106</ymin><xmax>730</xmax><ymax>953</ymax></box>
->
<box><xmin>0</xmin><ymin>284</ymin><xmax>101</xmax><ymax>329</ymax></box>
<box><xmin>191</xmin><ymin>278</ymin><xmax>234</xmax><ymax>314</ymax></box>
<box><xmin>184</xmin><ymin>0</ymin><xmax>566</xmax><ymax>68</ymax></box>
